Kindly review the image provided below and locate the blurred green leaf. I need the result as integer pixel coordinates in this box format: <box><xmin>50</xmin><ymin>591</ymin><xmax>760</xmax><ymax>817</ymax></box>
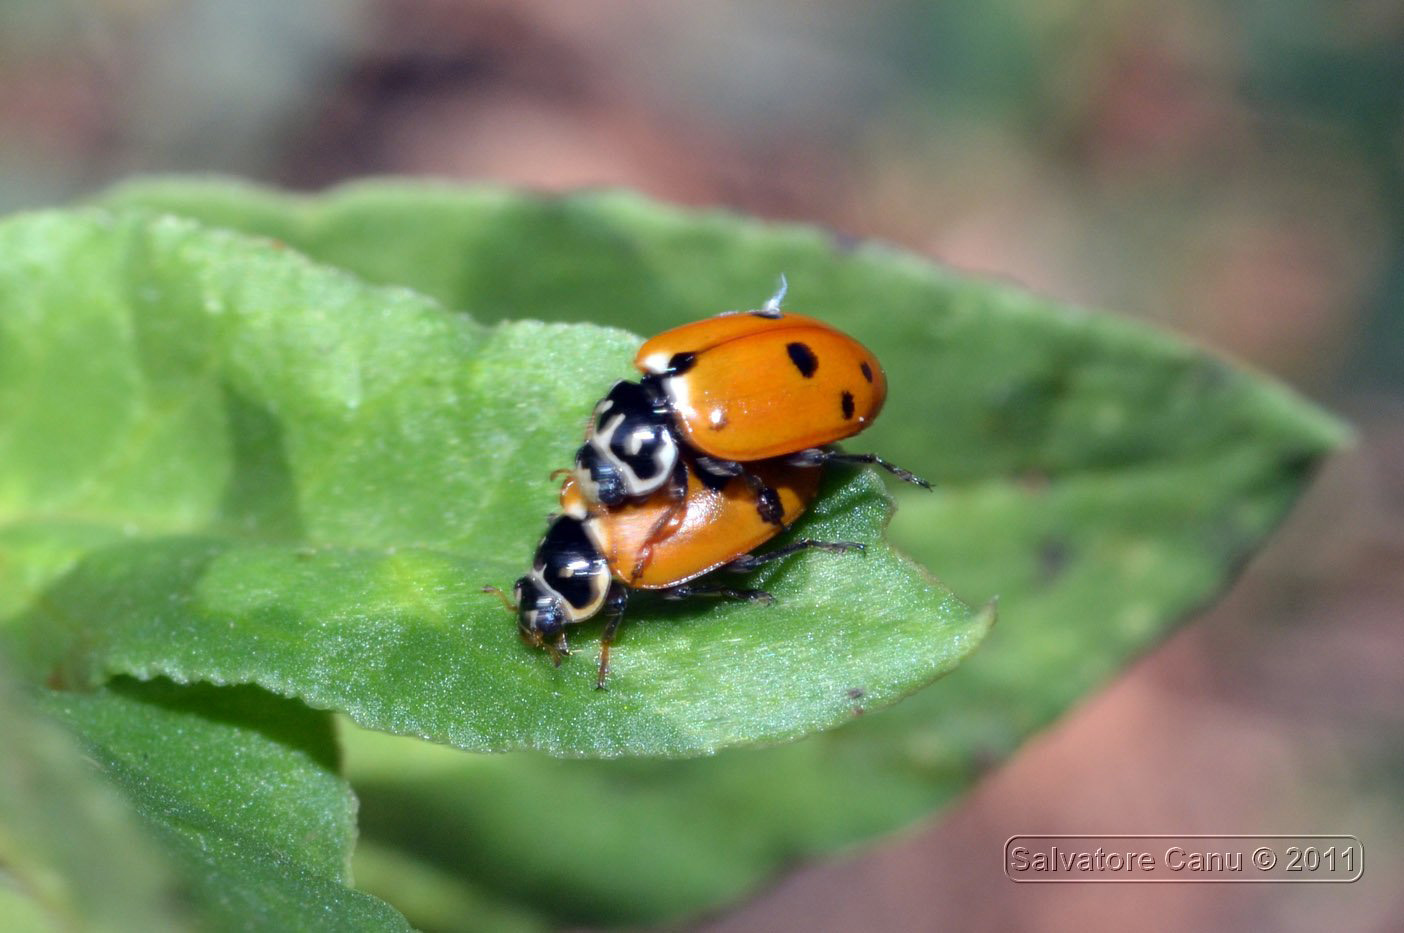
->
<box><xmin>36</xmin><ymin>678</ymin><xmax>409</xmax><ymax>931</ymax></box>
<box><xmin>0</xmin><ymin>208</ymin><xmax>985</xmax><ymax>758</ymax></box>
<box><xmin>0</xmin><ymin>660</ymin><xmax>184</xmax><ymax>933</ymax></box>
<box><xmin>351</xmin><ymin>840</ymin><xmax>547</xmax><ymax>933</ymax></box>
<box><xmin>96</xmin><ymin>178</ymin><xmax>1348</xmax><ymax>926</ymax></box>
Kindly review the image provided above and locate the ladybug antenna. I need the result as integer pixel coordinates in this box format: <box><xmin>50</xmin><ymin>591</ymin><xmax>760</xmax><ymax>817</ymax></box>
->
<box><xmin>481</xmin><ymin>585</ymin><xmax>517</xmax><ymax>613</ymax></box>
<box><xmin>761</xmin><ymin>273</ymin><xmax>787</xmax><ymax>316</ymax></box>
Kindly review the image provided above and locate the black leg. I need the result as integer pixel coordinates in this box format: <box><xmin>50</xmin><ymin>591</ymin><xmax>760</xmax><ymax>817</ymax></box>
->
<box><xmin>660</xmin><ymin>583</ymin><xmax>776</xmax><ymax>605</ymax></box>
<box><xmin>723</xmin><ymin>538</ymin><xmax>864</xmax><ymax>573</ymax></box>
<box><xmin>693</xmin><ymin>455</ymin><xmax>742</xmax><ymax>483</ymax></box>
<box><xmin>595</xmin><ymin>583</ymin><xmax>630</xmax><ymax>690</ymax></box>
<box><xmin>786</xmin><ymin>447</ymin><xmax>932</xmax><ymax>490</ymax></box>
<box><xmin>547</xmin><ymin>633</ymin><xmax>570</xmax><ymax>667</ymax></box>
<box><xmin>744</xmin><ymin>473</ymin><xmax>784</xmax><ymax>524</ymax></box>
<box><xmin>693</xmin><ymin>456</ymin><xmax>784</xmax><ymax>524</ymax></box>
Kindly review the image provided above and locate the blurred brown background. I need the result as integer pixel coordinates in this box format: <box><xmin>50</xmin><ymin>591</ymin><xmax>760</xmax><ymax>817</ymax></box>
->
<box><xmin>2</xmin><ymin>1</ymin><xmax>1399</xmax><ymax>930</ymax></box>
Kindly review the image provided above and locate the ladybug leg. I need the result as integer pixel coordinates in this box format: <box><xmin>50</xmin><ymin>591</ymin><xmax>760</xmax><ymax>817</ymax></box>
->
<box><xmin>691</xmin><ymin>455</ymin><xmax>738</xmax><ymax>489</ymax></box>
<box><xmin>694</xmin><ymin>456</ymin><xmax>784</xmax><ymax>525</ymax></box>
<box><xmin>745</xmin><ymin>475</ymin><xmax>784</xmax><ymax>524</ymax></box>
<box><xmin>629</xmin><ymin>457</ymin><xmax>690</xmax><ymax>583</ymax></box>
<box><xmin>545</xmin><ymin>633</ymin><xmax>570</xmax><ymax>668</ymax></box>
<box><xmin>595</xmin><ymin>583</ymin><xmax>630</xmax><ymax>690</ymax></box>
<box><xmin>786</xmin><ymin>447</ymin><xmax>933</xmax><ymax>490</ymax></box>
<box><xmin>660</xmin><ymin>583</ymin><xmax>776</xmax><ymax>605</ymax></box>
<box><xmin>480</xmin><ymin>585</ymin><xmax>517</xmax><ymax>613</ymax></box>
<box><xmin>722</xmin><ymin>538</ymin><xmax>864</xmax><ymax>573</ymax></box>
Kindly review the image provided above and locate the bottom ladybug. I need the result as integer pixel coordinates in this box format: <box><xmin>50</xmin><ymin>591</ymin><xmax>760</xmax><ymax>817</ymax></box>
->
<box><xmin>485</xmin><ymin>458</ymin><xmax>862</xmax><ymax>688</ymax></box>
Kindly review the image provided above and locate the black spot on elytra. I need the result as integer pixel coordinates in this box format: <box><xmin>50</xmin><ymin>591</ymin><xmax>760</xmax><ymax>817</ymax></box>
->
<box><xmin>860</xmin><ymin>361</ymin><xmax>874</xmax><ymax>383</ymax></box>
<box><xmin>786</xmin><ymin>342</ymin><xmax>818</xmax><ymax>378</ymax></box>
<box><xmin>666</xmin><ymin>352</ymin><xmax>696</xmax><ymax>375</ymax></box>
<box><xmin>840</xmin><ymin>390</ymin><xmax>855</xmax><ymax>420</ymax></box>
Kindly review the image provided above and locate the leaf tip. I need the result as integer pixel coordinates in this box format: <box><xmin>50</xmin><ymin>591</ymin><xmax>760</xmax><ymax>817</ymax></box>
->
<box><xmin>966</xmin><ymin>597</ymin><xmax>998</xmax><ymax>645</ymax></box>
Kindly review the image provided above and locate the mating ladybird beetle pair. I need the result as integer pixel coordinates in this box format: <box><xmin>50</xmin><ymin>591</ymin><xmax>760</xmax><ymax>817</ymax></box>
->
<box><xmin>489</xmin><ymin>456</ymin><xmax>864</xmax><ymax>687</ymax></box>
<box><xmin>486</xmin><ymin>279</ymin><xmax>928</xmax><ymax>687</ymax></box>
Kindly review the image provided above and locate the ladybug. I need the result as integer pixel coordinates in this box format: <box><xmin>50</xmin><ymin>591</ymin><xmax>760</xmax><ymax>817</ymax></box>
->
<box><xmin>485</xmin><ymin>456</ymin><xmax>862</xmax><ymax>688</ymax></box>
<box><xmin>572</xmin><ymin>279</ymin><xmax>928</xmax><ymax>528</ymax></box>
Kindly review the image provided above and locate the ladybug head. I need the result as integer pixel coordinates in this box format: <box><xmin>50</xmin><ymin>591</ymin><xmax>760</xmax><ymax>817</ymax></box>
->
<box><xmin>514</xmin><ymin>575</ymin><xmax>570</xmax><ymax>665</ymax></box>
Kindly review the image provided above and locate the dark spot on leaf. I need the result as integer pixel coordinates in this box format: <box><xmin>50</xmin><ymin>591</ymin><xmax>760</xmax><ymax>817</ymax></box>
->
<box><xmin>1281</xmin><ymin>447</ymin><xmax>1324</xmax><ymax>482</ymax></box>
<box><xmin>1039</xmin><ymin>537</ymin><xmax>1072</xmax><ymax>585</ymax></box>
<box><xmin>860</xmin><ymin>361</ymin><xmax>873</xmax><ymax>383</ymax></box>
<box><xmin>847</xmin><ymin>687</ymin><xmax>865</xmax><ymax>700</ymax></box>
<box><xmin>1018</xmin><ymin>470</ymin><xmax>1051</xmax><ymax>493</ymax></box>
<box><xmin>841</xmin><ymin>390</ymin><xmax>855</xmax><ymax>420</ymax></box>
<box><xmin>786</xmin><ymin>342</ymin><xmax>818</xmax><ymax>377</ymax></box>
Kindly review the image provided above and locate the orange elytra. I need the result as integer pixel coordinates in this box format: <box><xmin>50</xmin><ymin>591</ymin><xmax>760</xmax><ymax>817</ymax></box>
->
<box><xmin>560</xmin><ymin>456</ymin><xmax>824</xmax><ymax>588</ymax></box>
<box><xmin>633</xmin><ymin>309</ymin><xmax>889</xmax><ymax>462</ymax></box>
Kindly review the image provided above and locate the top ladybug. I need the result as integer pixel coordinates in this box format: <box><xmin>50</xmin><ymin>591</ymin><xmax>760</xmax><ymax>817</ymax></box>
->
<box><xmin>572</xmin><ymin>277</ymin><xmax>930</xmax><ymax>524</ymax></box>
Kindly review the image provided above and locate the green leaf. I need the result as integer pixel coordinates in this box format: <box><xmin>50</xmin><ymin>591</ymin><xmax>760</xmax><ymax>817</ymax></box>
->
<box><xmin>0</xmin><ymin>660</ymin><xmax>185</xmax><ymax>933</ymax></box>
<box><xmin>351</xmin><ymin>841</ymin><xmax>548</xmax><ymax>933</ymax></box>
<box><xmin>35</xmin><ymin>678</ymin><xmax>410</xmax><ymax>931</ymax></box>
<box><xmin>94</xmin><ymin>177</ymin><xmax>1348</xmax><ymax>926</ymax></box>
<box><xmin>0</xmin><ymin>208</ymin><xmax>987</xmax><ymax>757</ymax></box>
